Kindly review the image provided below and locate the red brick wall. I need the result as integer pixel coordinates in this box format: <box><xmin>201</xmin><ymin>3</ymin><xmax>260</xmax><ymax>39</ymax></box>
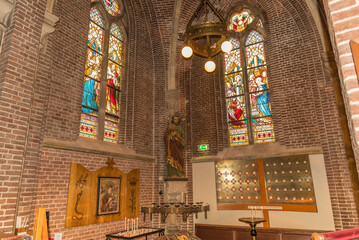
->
<box><xmin>1</xmin><ymin>0</ymin><xmax>359</xmax><ymax>236</ymax></box>
<box><xmin>323</xmin><ymin>0</ymin><xmax>359</xmax><ymax>164</ymax></box>
<box><xmin>36</xmin><ymin>148</ymin><xmax>154</xmax><ymax>240</ymax></box>
<box><xmin>0</xmin><ymin>0</ymin><xmax>47</xmax><ymax>233</ymax></box>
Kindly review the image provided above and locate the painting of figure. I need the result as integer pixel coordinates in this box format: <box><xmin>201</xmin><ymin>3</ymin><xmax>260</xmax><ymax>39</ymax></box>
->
<box><xmin>97</xmin><ymin>177</ymin><xmax>120</xmax><ymax>215</ymax></box>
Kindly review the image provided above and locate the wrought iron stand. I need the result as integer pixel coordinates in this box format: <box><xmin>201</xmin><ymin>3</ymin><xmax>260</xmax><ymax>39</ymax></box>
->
<box><xmin>238</xmin><ymin>217</ymin><xmax>266</xmax><ymax>240</ymax></box>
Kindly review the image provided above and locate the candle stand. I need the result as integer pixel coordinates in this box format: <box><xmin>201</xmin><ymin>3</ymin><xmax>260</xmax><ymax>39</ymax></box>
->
<box><xmin>141</xmin><ymin>202</ymin><xmax>210</xmax><ymax>223</ymax></box>
<box><xmin>106</xmin><ymin>227</ymin><xmax>165</xmax><ymax>240</ymax></box>
<box><xmin>238</xmin><ymin>217</ymin><xmax>266</xmax><ymax>240</ymax></box>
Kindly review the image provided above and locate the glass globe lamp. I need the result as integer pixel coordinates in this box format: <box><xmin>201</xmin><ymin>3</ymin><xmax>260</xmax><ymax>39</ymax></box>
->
<box><xmin>204</xmin><ymin>60</ymin><xmax>216</xmax><ymax>73</ymax></box>
<box><xmin>221</xmin><ymin>40</ymin><xmax>233</xmax><ymax>53</ymax></box>
<box><xmin>181</xmin><ymin>46</ymin><xmax>193</xmax><ymax>58</ymax></box>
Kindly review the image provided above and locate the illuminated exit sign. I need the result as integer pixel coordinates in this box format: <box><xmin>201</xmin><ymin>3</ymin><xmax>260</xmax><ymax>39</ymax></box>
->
<box><xmin>198</xmin><ymin>144</ymin><xmax>209</xmax><ymax>151</ymax></box>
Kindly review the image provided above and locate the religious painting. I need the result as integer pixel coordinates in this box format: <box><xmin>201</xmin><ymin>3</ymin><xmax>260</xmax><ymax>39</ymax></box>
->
<box><xmin>97</xmin><ymin>177</ymin><xmax>121</xmax><ymax>216</ymax></box>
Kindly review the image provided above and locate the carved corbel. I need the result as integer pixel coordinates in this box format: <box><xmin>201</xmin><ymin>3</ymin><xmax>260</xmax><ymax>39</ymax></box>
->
<box><xmin>0</xmin><ymin>0</ymin><xmax>14</xmax><ymax>54</ymax></box>
<box><xmin>40</xmin><ymin>10</ymin><xmax>59</xmax><ymax>52</ymax></box>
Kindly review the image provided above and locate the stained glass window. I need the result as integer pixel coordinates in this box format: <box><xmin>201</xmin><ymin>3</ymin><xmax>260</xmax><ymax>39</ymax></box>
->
<box><xmin>228</xmin><ymin>9</ymin><xmax>254</xmax><ymax>32</ymax></box>
<box><xmin>224</xmin><ymin>16</ymin><xmax>275</xmax><ymax>146</ymax></box>
<box><xmin>102</xmin><ymin>0</ymin><xmax>120</xmax><ymax>16</ymax></box>
<box><xmin>80</xmin><ymin>4</ymin><xmax>125</xmax><ymax>143</ymax></box>
<box><xmin>104</xmin><ymin>23</ymin><xmax>123</xmax><ymax>143</ymax></box>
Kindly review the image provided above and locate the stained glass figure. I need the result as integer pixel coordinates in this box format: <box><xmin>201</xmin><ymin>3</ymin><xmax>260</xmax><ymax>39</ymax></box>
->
<box><xmin>102</xmin><ymin>0</ymin><xmax>120</xmax><ymax>16</ymax></box>
<box><xmin>106</xmin><ymin>61</ymin><xmax>121</xmax><ymax>115</ymax></box>
<box><xmin>227</xmin><ymin>9</ymin><xmax>254</xmax><ymax>32</ymax></box>
<box><xmin>85</xmin><ymin>49</ymin><xmax>102</xmax><ymax>79</ymax></box>
<box><xmin>225</xmin><ymin>72</ymin><xmax>244</xmax><ymax>97</ymax></box>
<box><xmin>90</xmin><ymin>8</ymin><xmax>104</xmax><ymax>28</ymax></box>
<box><xmin>110</xmin><ymin>23</ymin><xmax>123</xmax><ymax>41</ymax></box>
<box><xmin>108</xmin><ymin>36</ymin><xmax>122</xmax><ymax>64</ymax></box>
<box><xmin>88</xmin><ymin>22</ymin><xmax>104</xmax><ymax>53</ymax></box>
<box><xmin>82</xmin><ymin>77</ymin><xmax>100</xmax><ymax>112</ymax></box>
<box><xmin>226</xmin><ymin>96</ymin><xmax>246</xmax><ymax>122</ymax></box>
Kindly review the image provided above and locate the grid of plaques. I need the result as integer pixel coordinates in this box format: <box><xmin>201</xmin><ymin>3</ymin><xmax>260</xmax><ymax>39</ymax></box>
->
<box><xmin>216</xmin><ymin>160</ymin><xmax>261</xmax><ymax>204</ymax></box>
<box><xmin>263</xmin><ymin>155</ymin><xmax>316</xmax><ymax>205</ymax></box>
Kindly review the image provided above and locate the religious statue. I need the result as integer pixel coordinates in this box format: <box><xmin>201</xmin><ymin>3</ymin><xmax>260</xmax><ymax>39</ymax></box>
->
<box><xmin>164</xmin><ymin>114</ymin><xmax>185</xmax><ymax>178</ymax></box>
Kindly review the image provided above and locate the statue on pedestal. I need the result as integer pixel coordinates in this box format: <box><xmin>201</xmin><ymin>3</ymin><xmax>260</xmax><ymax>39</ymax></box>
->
<box><xmin>164</xmin><ymin>114</ymin><xmax>185</xmax><ymax>178</ymax></box>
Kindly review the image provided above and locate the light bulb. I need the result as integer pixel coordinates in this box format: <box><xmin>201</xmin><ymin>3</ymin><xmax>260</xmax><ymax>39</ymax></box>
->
<box><xmin>221</xmin><ymin>40</ymin><xmax>233</xmax><ymax>53</ymax></box>
<box><xmin>181</xmin><ymin>46</ymin><xmax>193</xmax><ymax>58</ymax></box>
<box><xmin>205</xmin><ymin>60</ymin><xmax>216</xmax><ymax>72</ymax></box>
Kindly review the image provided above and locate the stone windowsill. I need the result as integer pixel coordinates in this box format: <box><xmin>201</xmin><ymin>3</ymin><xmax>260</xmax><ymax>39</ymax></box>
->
<box><xmin>191</xmin><ymin>142</ymin><xmax>323</xmax><ymax>163</ymax></box>
<box><xmin>42</xmin><ymin>137</ymin><xmax>156</xmax><ymax>162</ymax></box>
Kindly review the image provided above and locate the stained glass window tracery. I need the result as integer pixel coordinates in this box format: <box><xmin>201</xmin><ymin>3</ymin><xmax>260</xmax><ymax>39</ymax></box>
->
<box><xmin>102</xmin><ymin>0</ymin><xmax>120</xmax><ymax>16</ymax></box>
<box><xmin>228</xmin><ymin>9</ymin><xmax>254</xmax><ymax>32</ymax></box>
<box><xmin>224</xmin><ymin>15</ymin><xmax>275</xmax><ymax>146</ymax></box>
<box><xmin>80</xmin><ymin>4</ymin><xmax>125</xmax><ymax>143</ymax></box>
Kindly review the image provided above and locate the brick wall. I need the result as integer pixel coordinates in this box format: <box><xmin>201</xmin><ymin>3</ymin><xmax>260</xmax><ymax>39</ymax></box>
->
<box><xmin>1</xmin><ymin>0</ymin><xmax>359</xmax><ymax>236</ymax></box>
<box><xmin>323</xmin><ymin>0</ymin><xmax>359</xmax><ymax>164</ymax></box>
<box><xmin>36</xmin><ymin>148</ymin><xmax>154</xmax><ymax>240</ymax></box>
<box><xmin>0</xmin><ymin>0</ymin><xmax>47</xmax><ymax>233</ymax></box>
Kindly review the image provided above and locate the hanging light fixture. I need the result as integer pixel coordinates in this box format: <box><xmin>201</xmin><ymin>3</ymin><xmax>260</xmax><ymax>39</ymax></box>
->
<box><xmin>181</xmin><ymin>0</ymin><xmax>232</xmax><ymax>72</ymax></box>
<box><xmin>204</xmin><ymin>60</ymin><xmax>216</xmax><ymax>72</ymax></box>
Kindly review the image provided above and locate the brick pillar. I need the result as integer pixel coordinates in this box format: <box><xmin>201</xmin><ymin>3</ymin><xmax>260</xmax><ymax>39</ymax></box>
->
<box><xmin>0</xmin><ymin>0</ymin><xmax>46</xmax><ymax>233</ymax></box>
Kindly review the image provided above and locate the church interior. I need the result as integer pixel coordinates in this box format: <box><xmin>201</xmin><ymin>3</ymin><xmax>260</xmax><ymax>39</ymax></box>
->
<box><xmin>1</xmin><ymin>0</ymin><xmax>359</xmax><ymax>239</ymax></box>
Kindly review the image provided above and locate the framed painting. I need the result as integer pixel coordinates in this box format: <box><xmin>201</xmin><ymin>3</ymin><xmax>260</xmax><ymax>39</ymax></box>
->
<box><xmin>97</xmin><ymin>177</ymin><xmax>121</xmax><ymax>216</ymax></box>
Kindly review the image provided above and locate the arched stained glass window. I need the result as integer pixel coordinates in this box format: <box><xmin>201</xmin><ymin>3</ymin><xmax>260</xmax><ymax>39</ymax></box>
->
<box><xmin>80</xmin><ymin>7</ymin><xmax>104</xmax><ymax>139</ymax></box>
<box><xmin>80</xmin><ymin>1</ymin><xmax>125</xmax><ymax>143</ymax></box>
<box><xmin>224</xmin><ymin>11</ymin><xmax>275</xmax><ymax>146</ymax></box>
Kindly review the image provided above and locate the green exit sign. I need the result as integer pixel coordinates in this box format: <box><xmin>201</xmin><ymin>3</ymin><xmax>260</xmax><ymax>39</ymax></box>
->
<box><xmin>198</xmin><ymin>144</ymin><xmax>209</xmax><ymax>151</ymax></box>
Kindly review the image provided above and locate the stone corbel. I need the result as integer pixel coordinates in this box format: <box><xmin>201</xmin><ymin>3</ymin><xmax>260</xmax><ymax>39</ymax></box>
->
<box><xmin>0</xmin><ymin>0</ymin><xmax>14</xmax><ymax>54</ymax></box>
<box><xmin>40</xmin><ymin>10</ymin><xmax>59</xmax><ymax>52</ymax></box>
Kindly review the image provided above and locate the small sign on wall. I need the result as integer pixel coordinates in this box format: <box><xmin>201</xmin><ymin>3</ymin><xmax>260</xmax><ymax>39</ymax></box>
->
<box><xmin>198</xmin><ymin>144</ymin><xmax>209</xmax><ymax>151</ymax></box>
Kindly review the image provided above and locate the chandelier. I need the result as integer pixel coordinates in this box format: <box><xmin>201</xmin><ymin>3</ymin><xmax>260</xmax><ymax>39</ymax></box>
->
<box><xmin>181</xmin><ymin>0</ymin><xmax>233</xmax><ymax>72</ymax></box>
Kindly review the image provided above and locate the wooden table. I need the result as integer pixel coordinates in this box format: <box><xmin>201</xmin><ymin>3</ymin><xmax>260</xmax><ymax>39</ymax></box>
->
<box><xmin>106</xmin><ymin>227</ymin><xmax>165</xmax><ymax>240</ymax></box>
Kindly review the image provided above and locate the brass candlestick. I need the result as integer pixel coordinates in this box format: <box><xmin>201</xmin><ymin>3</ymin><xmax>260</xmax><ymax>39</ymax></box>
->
<box><xmin>238</xmin><ymin>217</ymin><xmax>266</xmax><ymax>240</ymax></box>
